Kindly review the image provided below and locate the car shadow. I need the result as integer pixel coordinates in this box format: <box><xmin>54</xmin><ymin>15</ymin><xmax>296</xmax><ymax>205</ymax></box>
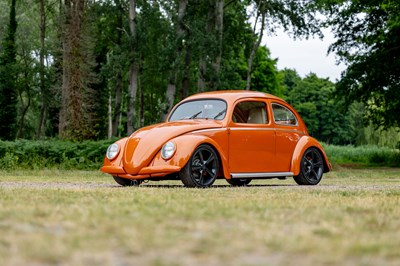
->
<box><xmin>111</xmin><ymin>183</ymin><xmax>299</xmax><ymax>189</ymax></box>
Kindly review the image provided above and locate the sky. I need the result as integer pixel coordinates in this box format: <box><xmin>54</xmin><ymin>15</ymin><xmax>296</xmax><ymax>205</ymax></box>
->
<box><xmin>262</xmin><ymin>29</ymin><xmax>347</xmax><ymax>82</ymax></box>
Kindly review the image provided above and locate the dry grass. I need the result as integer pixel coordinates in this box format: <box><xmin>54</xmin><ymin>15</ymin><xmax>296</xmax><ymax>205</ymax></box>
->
<box><xmin>0</xmin><ymin>167</ymin><xmax>399</xmax><ymax>266</ymax></box>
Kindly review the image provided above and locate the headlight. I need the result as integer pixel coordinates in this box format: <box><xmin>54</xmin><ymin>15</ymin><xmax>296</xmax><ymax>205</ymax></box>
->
<box><xmin>106</xmin><ymin>143</ymin><xmax>119</xmax><ymax>160</ymax></box>
<box><xmin>161</xmin><ymin>141</ymin><xmax>176</xmax><ymax>160</ymax></box>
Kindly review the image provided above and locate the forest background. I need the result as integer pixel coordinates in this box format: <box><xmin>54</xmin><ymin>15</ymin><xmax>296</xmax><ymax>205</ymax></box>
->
<box><xmin>0</xmin><ymin>0</ymin><xmax>399</xmax><ymax>163</ymax></box>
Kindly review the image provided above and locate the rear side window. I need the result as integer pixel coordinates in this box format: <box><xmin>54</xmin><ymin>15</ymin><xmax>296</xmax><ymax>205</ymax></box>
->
<box><xmin>272</xmin><ymin>103</ymin><xmax>297</xmax><ymax>126</ymax></box>
<box><xmin>232</xmin><ymin>101</ymin><xmax>268</xmax><ymax>124</ymax></box>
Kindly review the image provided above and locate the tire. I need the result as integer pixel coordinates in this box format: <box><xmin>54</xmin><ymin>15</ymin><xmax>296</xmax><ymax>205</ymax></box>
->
<box><xmin>293</xmin><ymin>147</ymin><xmax>324</xmax><ymax>185</ymax></box>
<box><xmin>113</xmin><ymin>176</ymin><xmax>142</xmax><ymax>186</ymax></box>
<box><xmin>226</xmin><ymin>178</ymin><xmax>252</xmax><ymax>186</ymax></box>
<box><xmin>179</xmin><ymin>144</ymin><xmax>219</xmax><ymax>188</ymax></box>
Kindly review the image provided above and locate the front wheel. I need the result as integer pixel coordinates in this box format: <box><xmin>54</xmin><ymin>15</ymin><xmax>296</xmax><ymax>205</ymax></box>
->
<box><xmin>113</xmin><ymin>176</ymin><xmax>142</xmax><ymax>186</ymax></box>
<box><xmin>179</xmin><ymin>144</ymin><xmax>219</xmax><ymax>188</ymax></box>
<box><xmin>293</xmin><ymin>147</ymin><xmax>324</xmax><ymax>185</ymax></box>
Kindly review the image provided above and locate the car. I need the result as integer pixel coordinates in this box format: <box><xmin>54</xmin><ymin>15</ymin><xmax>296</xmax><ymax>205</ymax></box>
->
<box><xmin>101</xmin><ymin>90</ymin><xmax>331</xmax><ymax>187</ymax></box>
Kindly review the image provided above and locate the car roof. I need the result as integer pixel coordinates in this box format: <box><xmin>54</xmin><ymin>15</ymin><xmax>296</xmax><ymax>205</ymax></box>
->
<box><xmin>183</xmin><ymin>90</ymin><xmax>283</xmax><ymax>104</ymax></box>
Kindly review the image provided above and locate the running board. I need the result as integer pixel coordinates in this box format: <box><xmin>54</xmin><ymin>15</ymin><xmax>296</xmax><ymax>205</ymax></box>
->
<box><xmin>231</xmin><ymin>172</ymin><xmax>294</xmax><ymax>179</ymax></box>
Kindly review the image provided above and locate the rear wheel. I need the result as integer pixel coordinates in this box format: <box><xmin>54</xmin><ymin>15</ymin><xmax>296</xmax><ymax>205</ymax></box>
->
<box><xmin>179</xmin><ymin>144</ymin><xmax>219</xmax><ymax>188</ymax></box>
<box><xmin>226</xmin><ymin>178</ymin><xmax>252</xmax><ymax>186</ymax></box>
<box><xmin>113</xmin><ymin>176</ymin><xmax>142</xmax><ymax>186</ymax></box>
<box><xmin>293</xmin><ymin>147</ymin><xmax>324</xmax><ymax>185</ymax></box>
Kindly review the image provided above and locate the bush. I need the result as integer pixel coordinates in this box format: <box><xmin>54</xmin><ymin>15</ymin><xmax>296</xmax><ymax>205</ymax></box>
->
<box><xmin>323</xmin><ymin>144</ymin><xmax>400</xmax><ymax>167</ymax></box>
<box><xmin>0</xmin><ymin>139</ymin><xmax>115</xmax><ymax>170</ymax></box>
<box><xmin>1</xmin><ymin>140</ymin><xmax>398</xmax><ymax>170</ymax></box>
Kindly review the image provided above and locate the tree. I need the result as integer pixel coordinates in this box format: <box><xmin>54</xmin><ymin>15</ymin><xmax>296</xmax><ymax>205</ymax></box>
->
<box><xmin>321</xmin><ymin>0</ymin><xmax>400</xmax><ymax>128</ymax></box>
<box><xmin>246</xmin><ymin>0</ymin><xmax>321</xmax><ymax>90</ymax></box>
<box><xmin>59</xmin><ymin>0</ymin><xmax>98</xmax><ymax>140</ymax></box>
<box><xmin>250</xmin><ymin>46</ymin><xmax>282</xmax><ymax>96</ymax></box>
<box><xmin>196</xmin><ymin>0</ymin><xmax>224</xmax><ymax>92</ymax></box>
<box><xmin>161</xmin><ymin>0</ymin><xmax>188</xmax><ymax>121</ymax></box>
<box><xmin>126</xmin><ymin>0</ymin><xmax>139</xmax><ymax>134</ymax></box>
<box><xmin>0</xmin><ymin>0</ymin><xmax>18</xmax><ymax>140</ymax></box>
<box><xmin>0</xmin><ymin>0</ymin><xmax>315</xmax><ymax>140</ymax></box>
<box><xmin>36</xmin><ymin>0</ymin><xmax>48</xmax><ymax>138</ymax></box>
<box><xmin>285</xmin><ymin>73</ymin><xmax>354</xmax><ymax>145</ymax></box>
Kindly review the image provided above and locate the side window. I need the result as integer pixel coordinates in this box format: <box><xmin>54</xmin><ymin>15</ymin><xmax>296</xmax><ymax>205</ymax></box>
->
<box><xmin>272</xmin><ymin>103</ymin><xmax>297</xmax><ymax>126</ymax></box>
<box><xmin>232</xmin><ymin>101</ymin><xmax>268</xmax><ymax>124</ymax></box>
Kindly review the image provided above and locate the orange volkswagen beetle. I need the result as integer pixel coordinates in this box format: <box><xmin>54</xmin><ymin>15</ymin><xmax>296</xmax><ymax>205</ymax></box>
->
<box><xmin>101</xmin><ymin>90</ymin><xmax>331</xmax><ymax>187</ymax></box>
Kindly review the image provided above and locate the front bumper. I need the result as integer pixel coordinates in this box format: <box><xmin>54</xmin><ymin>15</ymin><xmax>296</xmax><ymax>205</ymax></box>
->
<box><xmin>100</xmin><ymin>165</ymin><xmax>182</xmax><ymax>179</ymax></box>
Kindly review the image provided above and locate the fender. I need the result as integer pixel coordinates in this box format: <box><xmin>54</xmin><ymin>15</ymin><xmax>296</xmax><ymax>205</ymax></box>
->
<box><xmin>150</xmin><ymin>134</ymin><xmax>230</xmax><ymax>179</ymax></box>
<box><xmin>100</xmin><ymin>137</ymin><xmax>128</xmax><ymax>173</ymax></box>
<box><xmin>290</xmin><ymin>136</ymin><xmax>332</xmax><ymax>176</ymax></box>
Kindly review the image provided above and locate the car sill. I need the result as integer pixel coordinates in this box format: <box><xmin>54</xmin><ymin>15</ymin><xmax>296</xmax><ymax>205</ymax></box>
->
<box><xmin>231</xmin><ymin>172</ymin><xmax>294</xmax><ymax>179</ymax></box>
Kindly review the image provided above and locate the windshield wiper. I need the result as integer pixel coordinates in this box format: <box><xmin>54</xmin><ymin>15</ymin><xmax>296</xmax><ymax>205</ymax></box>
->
<box><xmin>189</xmin><ymin>111</ymin><xmax>202</xmax><ymax>119</ymax></box>
<box><xmin>213</xmin><ymin>109</ymin><xmax>226</xmax><ymax>119</ymax></box>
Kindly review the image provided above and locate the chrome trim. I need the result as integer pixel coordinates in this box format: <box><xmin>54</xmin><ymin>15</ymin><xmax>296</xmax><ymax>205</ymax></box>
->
<box><xmin>231</xmin><ymin>172</ymin><xmax>294</xmax><ymax>178</ymax></box>
<box><xmin>230</xmin><ymin>127</ymin><xmax>274</xmax><ymax>131</ymax></box>
<box><xmin>271</xmin><ymin>103</ymin><xmax>299</xmax><ymax>126</ymax></box>
<box><xmin>191</xmin><ymin>128</ymin><xmax>227</xmax><ymax>134</ymax></box>
<box><xmin>275</xmin><ymin>128</ymin><xmax>305</xmax><ymax>134</ymax></box>
<box><xmin>230</xmin><ymin>127</ymin><xmax>304</xmax><ymax>134</ymax></box>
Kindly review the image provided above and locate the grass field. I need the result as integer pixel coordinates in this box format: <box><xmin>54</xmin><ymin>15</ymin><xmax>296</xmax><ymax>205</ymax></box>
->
<box><xmin>1</xmin><ymin>167</ymin><xmax>400</xmax><ymax>266</ymax></box>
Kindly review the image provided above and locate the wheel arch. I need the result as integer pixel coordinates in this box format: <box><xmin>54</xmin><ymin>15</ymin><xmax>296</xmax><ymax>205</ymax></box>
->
<box><xmin>151</xmin><ymin>134</ymin><xmax>230</xmax><ymax>179</ymax></box>
<box><xmin>290</xmin><ymin>136</ymin><xmax>331</xmax><ymax>176</ymax></box>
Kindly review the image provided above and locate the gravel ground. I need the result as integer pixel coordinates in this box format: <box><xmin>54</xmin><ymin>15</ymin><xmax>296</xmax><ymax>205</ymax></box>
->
<box><xmin>1</xmin><ymin>181</ymin><xmax>400</xmax><ymax>190</ymax></box>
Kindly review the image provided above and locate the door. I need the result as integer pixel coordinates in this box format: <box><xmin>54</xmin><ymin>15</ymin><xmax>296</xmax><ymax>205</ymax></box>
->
<box><xmin>271</xmin><ymin>102</ymin><xmax>303</xmax><ymax>172</ymax></box>
<box><xmin>228</xmin><ymin>100</ymin><xmax>276</xmax><ymax>173</ymax></box>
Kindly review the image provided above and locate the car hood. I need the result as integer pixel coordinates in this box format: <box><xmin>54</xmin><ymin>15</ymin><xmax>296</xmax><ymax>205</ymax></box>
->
<box><xmin>123</xmin><ymin>120</ymin><xmax>223</xmax><ymax>174</ymax></box>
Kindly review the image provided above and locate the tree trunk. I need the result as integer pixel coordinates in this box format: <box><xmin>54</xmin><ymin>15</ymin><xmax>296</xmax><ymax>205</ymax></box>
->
<box><xmin>197</xmin><ymin>59</ymin><xmax>206</xmax><ymax>92</ymax></box>
<box><xmin>59</xmin><ymin>0</ymin><xmax>94</xmax><ymax>140</ymax></box>
<box><xmin>59</xmin><ymin>0</ymin><xmax>73</xmax><ymax>136</ymax></box>
<box><xmin>0</xmin><ymin>0</ymin><xmax>18</xmax><ymax>140</ymax></box>
<box><xmin>140</xmin><ymin>84</ymin><xmax>144</xmax><ymax>127</ymax></box>
<box><xmin>108</xmin><ymin>91</ymin><xmax>112</xmax><ymax>139</ymax></box>
<box><xmin>111</xmin><ymin>1</ymin><xmax>123</xmax><ymax>137</ymax></box>
<box><xmin>16</xmin><ymin>85</ymin><xmax>31</xmax><ymax>139</ymax></box>
<box><xmin>127</xmin><ymin>0</ymin><xmax>138</xmax><ymax>135</ymax></box>
<box><xmin>163</xmin><ymin>82</ymin><xmax>176</xmax><ymax>121</ymax></box>
<box><xmin>161</xmin><ymin>0</ymin><xmax>188</xmax><ymax>121</ymax></box>
<box><xmin>37</xmin><ymin>0</ymin><xmax>47</xmax><ymax>138</ymax></box>
<box><xmin>246</xmin><ymin>6</ymin><xmax>265</xmax><ymax>91</ymax></box>
<box><xmin>197</xmin><ymin>4</ymin><xmax>214</xmax><ymax>92</ymax></box>
<box><xmin>181</xmin><ymin>45</ymin><xmax>191</xmax><ymax>99</ymax></box>
<box><xmin>213</xmin><ymin>0</ymin><xmax>224</xmax><ymax>76</ymax></box>
<box><xmin>16</xmin><ymin>53</ymin><xmax>32</xmax><ymax>138</ymax></box>
<box><xmin>198</xmin><ymin>1</ymin><xmax>223</xmax><ymax>92</ymax></box>
<box><xmin>112</xmin><ymin>70</ymin><xmax>122</xmax><ymax>136</ymax></box>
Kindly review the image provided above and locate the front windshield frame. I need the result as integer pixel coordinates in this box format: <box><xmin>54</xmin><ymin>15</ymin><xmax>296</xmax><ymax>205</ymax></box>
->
<box><xmin>168</xmin><ymin>99</ymin><xmax>227</xmax><ymax>122</ymax></box>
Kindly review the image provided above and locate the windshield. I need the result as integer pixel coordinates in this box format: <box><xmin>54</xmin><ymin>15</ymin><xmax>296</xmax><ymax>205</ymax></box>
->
<box><xmin>169</xmin><ymin>99</ymin><xmax>227</xmax><ymax>121</ymax></box>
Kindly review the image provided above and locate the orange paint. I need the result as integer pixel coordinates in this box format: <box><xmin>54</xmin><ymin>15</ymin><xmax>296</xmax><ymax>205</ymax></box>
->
<box><xmin>101</xmin><ymin>90</ymin><xmax>331</xmax><ymax>185</ymax></box>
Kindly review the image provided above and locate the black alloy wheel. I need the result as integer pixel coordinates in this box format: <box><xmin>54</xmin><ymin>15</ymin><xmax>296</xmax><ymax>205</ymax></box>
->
<box><xmin>293</xmin><ymin>147</ymin><xmax>324</xmax><ymax>185</ymax></box>
<box><xmin>113</xmin><ymin>176</ymin><xmax>143</xmax><ymax>186</ymax></box>
<box><xmin>180</xmin><ymin>144</ymin><xmax>219</xmax><ymax>188</ymax></box>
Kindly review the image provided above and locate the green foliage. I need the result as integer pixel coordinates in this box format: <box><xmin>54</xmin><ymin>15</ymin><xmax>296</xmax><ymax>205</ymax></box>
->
<box><xmin>255</xmin><ymin>0</ymin><xmax>322</xmax><ymax>38</ymax></box>
<box><xmin>251</xmin><ymin>46</ymin><xmax>283</xmax><ymax>96</ymax></box>
<box><xmin>0</xmin><ymin>0</ymin><xmax>18</xmax><ymax>140</ymax></box>
<box><xmin>324</xmin><ymin>144</ymin><xmax>400</xmax><ymax>167</ymax></box>
<box><xmin>284</xmin><ymin>72</ymin><xmax>353</xmax><ymax>144</ymax></box>
<box><xmin>0</xmin><ymin>0</ymin><xmax>397</xmax><ymax>148</ymax></box>
<box><xmin>320</xmin><ymin>0</ymin><xmax>400</xmax><ymax>128</ymax></box>
<box><xmin>0</xmin><ymin>139</ymin><xmax>115</xmax><ymax>170</ymax></box>
<box><xmin>1</xmin><ymin>139</ymin><xmax>398</xmax><ymax>171</ymax></box>
<box><xmin>280</xmin><ymin>70</ymin><xmax>400</xmax><ymax>147</ymax></box>
<box><xmin>359</xmin><ymin>124</ymin><xmax>400</xmax><ymax>149</ymax></box>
